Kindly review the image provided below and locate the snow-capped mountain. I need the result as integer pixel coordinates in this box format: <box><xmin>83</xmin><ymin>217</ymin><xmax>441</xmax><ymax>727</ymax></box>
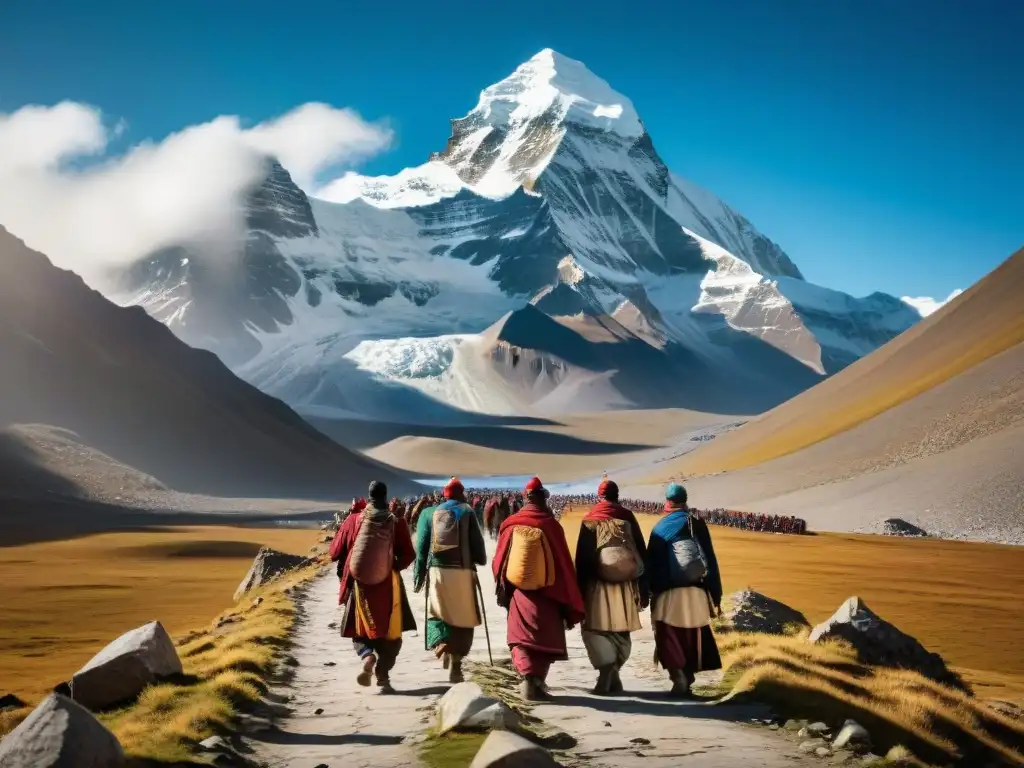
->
<box><xmin>121</xmin><ymin>49</ymin><xmax>921</xmax><ymax>420</ymax></box>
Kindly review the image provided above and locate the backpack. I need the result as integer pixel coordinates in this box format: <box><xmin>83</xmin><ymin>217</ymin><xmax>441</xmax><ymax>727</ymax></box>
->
<box><xmin>591</xmin><ymin>518</ymin><xmax>643</xmax><ymax>583</ymax></box>
<box><xmin>430</xmin><ymin>501</ymin><xmax>471</xmax><ymax>567</ymax></box>
<box><xmin>349</xmin><ymin>512</ymin><xmax>395</xmax><ymax>586</ymax></box>
<box><xmin>505</xmin><ymin>525</ymin><xmax>555</xmax><ymax>591</ymax></box>
<box><xmin>666</xmin><ymin>515</ymin><xmax>707</xmax><ymax>587</ymax></box>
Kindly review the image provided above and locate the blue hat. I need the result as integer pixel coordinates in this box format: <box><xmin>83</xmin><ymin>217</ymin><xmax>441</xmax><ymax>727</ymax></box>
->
<box><xmin>665</xmin><ymin>483</ymin><xmax>688</xmax><ymax>503</ymax></box>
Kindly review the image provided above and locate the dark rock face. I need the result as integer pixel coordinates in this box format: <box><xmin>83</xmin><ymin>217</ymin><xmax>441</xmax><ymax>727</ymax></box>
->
<box><xmin>234</xmin><ymin>547</ymin><xmax>310</xmax><ymax>600</ymax></box>
<box><xmin>808</xmin><ymin>597</ymin><xmax>968</xmax><ymax>691</ymax></box>
<box><xmin>0</xmin><ymin>693</ymin><xmax>125</xmax><ymax>767</ymax></box>
<box><xmin>71</xmin><ymin>621</ymin><xmax>182</xmax><ymax>711</ymax></box>
<box><xmin>881</xmin><ymin>519</ymin><xmax>929</xmax><ymax>537</ymax></box>
<box><xmin>719</xmin><ymin>589</ymin><xmax>810</xmax><ymax>635</ymax></box>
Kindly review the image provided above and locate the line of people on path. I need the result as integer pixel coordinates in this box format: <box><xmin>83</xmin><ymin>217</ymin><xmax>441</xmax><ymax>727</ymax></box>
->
<box><xmin>328</xmin><ymin>476</ymin><xmax>723</xmax><ymax>701</ymax></box>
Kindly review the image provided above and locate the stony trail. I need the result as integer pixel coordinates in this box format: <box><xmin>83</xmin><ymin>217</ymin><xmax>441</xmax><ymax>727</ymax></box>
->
<box><xmin>245</xmin><ymin>540</ymin><xmax>816</xmax><ymax>768</ymax></box>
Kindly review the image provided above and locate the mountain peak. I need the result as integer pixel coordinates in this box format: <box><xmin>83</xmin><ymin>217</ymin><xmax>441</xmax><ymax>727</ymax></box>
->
<box><xmin>471</xmin><ymin>49</ymin><xmax>644</xmax><ymax>140</ymax></box>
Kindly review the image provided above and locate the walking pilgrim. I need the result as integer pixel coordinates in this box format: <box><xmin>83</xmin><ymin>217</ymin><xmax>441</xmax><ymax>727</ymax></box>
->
<box><xmin>493</xmin><ymin>477</ymin><xmax>585</xmax><ymax>702</ymax></box>
<box><xmin>646</xmin><ymin>483</ymin><xmax>723</xmax><ymax>697</ymax></box>
<box><xmin>574</xmin><ymin>477</ymin><xmax>649</xmax><ymax>695</ymax></box>
<box><xmin>329</xmin><ymin>480</ymin><xmax>417</xmax><ymax>693</ymax></box>
<box><xmin>413</xmin><ymin>477</ymin><xmax>488</xmax><ymax>683</ymax></box>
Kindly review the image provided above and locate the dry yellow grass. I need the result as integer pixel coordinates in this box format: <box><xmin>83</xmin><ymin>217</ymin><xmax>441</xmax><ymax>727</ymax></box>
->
<box><xmin>0</xmin><ymin>525</ymin><xmax>316</xmax><ymax>703</ymax></box>
<box><xmin>717</xmin><ymin>630</ymin><xmax>1024</xmax><ymax>766</ymax></box>
<box><xmin>560</xmin><ymin>509</ymin><xmax>1024</xmax><ymax>701</ymax></box>
<box><xmin>660</xmin><ymin>247</ymin><xmax>1024</xmax><ymax>476</ymax></box>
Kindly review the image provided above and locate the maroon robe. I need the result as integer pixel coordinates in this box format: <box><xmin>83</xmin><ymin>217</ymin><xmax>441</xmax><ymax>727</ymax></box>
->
<box><xmin>493</xmin><ymin>503</ymin><xmax>585</xmax><ymax>678</ymax></box>
<box><xmin>329</xmin><ymin>508</ymin><xmax>416</xmax><ymax>640</ymax></box>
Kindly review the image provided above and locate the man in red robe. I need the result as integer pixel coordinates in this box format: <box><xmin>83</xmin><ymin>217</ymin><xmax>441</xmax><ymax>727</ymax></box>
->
<box><xmin>329</xmin><ymin>480</ymin><xmax>416</xmax><ymax>693</ymax></box>
<box><xmin>492</xmin><ymin>476</ymin><xmax>585</xmax><ymax>701</ymax></box>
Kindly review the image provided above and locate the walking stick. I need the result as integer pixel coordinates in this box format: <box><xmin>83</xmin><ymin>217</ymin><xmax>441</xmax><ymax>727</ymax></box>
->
<box><xmin>474</xmin><ymin>571</ymin><xmax>494</xmax><ymax>666</ymax></box>
<box><xmin>423</xmin><ymin>569</ymin><xmax>430</xmax><ymax>652</ymax></box>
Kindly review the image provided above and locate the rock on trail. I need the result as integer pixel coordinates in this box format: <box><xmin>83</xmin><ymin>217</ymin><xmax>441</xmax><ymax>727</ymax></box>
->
<box><xmin>243</xmin><ymin>540</ymin><xmax>819</xmax><ymax>767</ymax></box>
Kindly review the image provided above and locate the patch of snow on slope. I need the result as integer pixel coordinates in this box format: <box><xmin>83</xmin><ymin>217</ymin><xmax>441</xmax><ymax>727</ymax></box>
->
<box><xmin>901</xmin><ymin>289</ymin><xmax>963</xmax><ymax>317</ymax></box>
<box><xmin>318</xmin><ymin>161</ymin><xmax>466</xmax><ymax>208</ymax></box>
<box><xmin>345</xmin><ymin>335</ymin><xmax>472</xmax><ymax>379</ymax></box>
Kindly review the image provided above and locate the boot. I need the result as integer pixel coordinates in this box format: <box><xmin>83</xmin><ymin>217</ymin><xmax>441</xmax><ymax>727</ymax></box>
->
<box><xmin>449</xmin><ymin>654</ymin><xmax>465</xmax><ymax>684</ymax></box>
<box><xmin>520</xmin><ymin>676</ymin><xmax>552</xmax><ymax>702</ymax></box>
<box><xmin>356</xmin><ymin>653</ymin><xmax>376</xmax><ymax>687</ymax></box>
<box><xmin>609</xmin><ymin>667</ymin><xmax>624</xmax><ymax>695</ymax></box>
<box><xmin>376</xmin><ymin>673</ymin><xmax>395</xmax><ymax>694</ymax></box>
<box><xmin>592</xmin><ymin>666</ymin><xmax>615</xmax><ymax>696</ymax></box>
<box><xmin>668</xmin><ymin>668</ymin><xmax>690</xmax><ymax>699</ymax></box>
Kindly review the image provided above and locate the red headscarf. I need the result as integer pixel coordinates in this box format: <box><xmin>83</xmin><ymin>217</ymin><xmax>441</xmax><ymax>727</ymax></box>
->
<box><xmin>443</xmin><ymin>476</ymin><xmax>465</xmax><ymax>499</ymax></box>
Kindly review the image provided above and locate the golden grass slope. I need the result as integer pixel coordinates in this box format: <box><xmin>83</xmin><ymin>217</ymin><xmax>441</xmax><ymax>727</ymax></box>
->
<box><xmin>661</xmin><ymin>245</ymin><xmax>1024</xmax><ymax>476</ymax></box>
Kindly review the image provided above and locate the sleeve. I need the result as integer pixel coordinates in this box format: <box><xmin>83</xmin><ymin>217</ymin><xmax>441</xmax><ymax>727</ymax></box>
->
<box><xmin>627</xmin><ymin>513</ymin><xmax>651</xmax><ymax>607</ymax></box>
<box><xmin>412</xmin><ymin>508</ymin><xmax>431</xmax><ymax>590</ymax></box>
<box><xmin>694</xmin><ymin>519</ymin><xmax>722</xmax><ymax>607</ymax></box>
<box><xmin>328</xmin><ymin>518</ymin><xmax>351</xmax><ymax>563</ymax></box>
<box><xmin>645</xmin><ymin>527</ymin><xmax>668</xmax><ymax>597</ymax></box>
<box><xmin>468</xmin><ymin>511</ymin><xmax>488</xmax><ymax>567</ymax></box>
<box><xmin>393</xmin><ymin>518</ymin><xmax>416</xmax><ymax>572</ymax></box>
<box><xmin>574</xmin><ymin>523</ymin><xmax>597</xmax><ymax>598</ymax></box>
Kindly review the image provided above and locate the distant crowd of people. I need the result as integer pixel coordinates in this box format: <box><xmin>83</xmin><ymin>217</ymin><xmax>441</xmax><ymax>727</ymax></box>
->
<box><xmin>328</xmin><ymin>475</ymin><xmax>724</xmax><ymax>699</ymax></box>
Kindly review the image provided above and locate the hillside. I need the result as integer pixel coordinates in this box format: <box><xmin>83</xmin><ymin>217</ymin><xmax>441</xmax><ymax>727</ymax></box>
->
<box><xmin>0</xmin><ymin>227</ymin><xmax>408</xmax><ymax>503</ymax></box>
<box><xmin>661</xmin><ymin>246</ymin><xmax>1024</xmax><ymax>476</ymax></box>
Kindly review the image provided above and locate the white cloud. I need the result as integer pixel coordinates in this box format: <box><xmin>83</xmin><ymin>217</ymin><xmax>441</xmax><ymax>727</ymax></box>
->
<box><xmin>901</xmin><ymin>288</ymin><xmax>964</xmax><ymax>317</ymax></box>
<box><xmin>0</xmin><ymin>101</ymin><xmax>392</xmax><ymax>280</ymax></box>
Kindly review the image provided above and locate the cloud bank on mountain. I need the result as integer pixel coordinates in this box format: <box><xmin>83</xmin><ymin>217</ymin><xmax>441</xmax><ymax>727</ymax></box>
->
<box><xmin>0</xmin><ymin>101</ymin><xmax>392</xmax><ymax>280</ymax></box>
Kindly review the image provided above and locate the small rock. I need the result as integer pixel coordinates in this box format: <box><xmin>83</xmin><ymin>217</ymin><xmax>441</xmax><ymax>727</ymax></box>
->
<box><xmin>324</xmin><ymin>661</ymin><xmax>336</xmax><ymax>667</ymax></box>
<box><xmin>807</xmin><ymin>722</ymin><xmax>829</xmax><ymax>735</ymax></box>
<box><xmin>603</xmin><ymin>721</ymin><xmax>612</xmax><ymax>727</ymax></box>
<box><xmin>798</xmin><ymin>727</ymin><xmax>810</xmax><ymax>738</ymax></box>
<box><xmin>630</xmin><ymin>737</ymin><xmax>651</xmax><ymax>745</ymax></box>
<box><xmin>859</xmin><ymin>755</ymin><xmax>882</xmax><ymax>766</ymax></box>
<box><xmin>251</xmin><ymin>597</ymin><xmax>264</xmax><ymax>608</ymax></box>
<box><xmin>314</xmin><ymin>708</ymin><xmax>324</xmax><ymax>715</ymax></box>
<box><xmin>314</xmin><ymin>764</ymin><xmax>329</xmax><ymax>768</ymax></box>
<box><xmin>0</xmin><ymin>693</ymin><xmax>126</xmax><ymax>766</ymax></box>
<box><xmin>816</xmin><ymin>746</ymin><xmax>832</xmax><ymax>757</ymax></box>
<box><xmin>199</xmin><ymin>735</ymin><xmax>229</xmax><ymax>751</ymax></box>
<box><xmin>234</xmin><ymin>547</ymin><xmax>309</xmax><ymax>601</ymax></box>
<box><xmin>719</xmin><ymin>589</ymin><xmax>811</xmax><ymax>635</ymax></box>
<box><xmin>283</xmin><ymin>656</ymin><xmax>299</xmax><ymax>667</ymax></box>
<box><xmin>833</xmin><ymin>720</ymin><xmax>872</xmax><ymax>752</ymax></box>
<box><xmin>0</xmin><ymin>693</ymin><xmax>27</xmax><ymax>711</ymax></box>
<box><xmin>327</xmin><ymin>622</ymin><xmax>338</xmax><ymax>630</ymax></box>
<box><xmin>768</xmin><ymin>723</ymin><xmax>780</xmax><ymax>731</ymax></box>
<box><xmin>437</xmin><ymin>682</ymin><xmax>519</xmax><ymax>735</ymax></box>
<box><xmin>469</xmin><ymin>730</ymin><xmax>558</xmax><ymax>768</ymax></box>
<box><xmin>784</xmin><ymin>719</ymin><xmax>806</xmax><ymax>731</ymax></box>
<box><xmin>800</xmin><ymin>739</ymin><xmax>827</xmax><ymax>753</ymax></box>
<box><xmin>52</xmin><ymin>682</ymin><xmax>72</xmax><ymax>697</ymax></box>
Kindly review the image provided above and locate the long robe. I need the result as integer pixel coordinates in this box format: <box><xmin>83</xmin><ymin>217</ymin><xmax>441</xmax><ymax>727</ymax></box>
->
<box><xmin>575</xmin><ymin>500</ymin><xmax>649</xmax><ymax>670</ymax></box>
<box><xmin>493</xmin><ymin>503</ymin><xmax>584</xmax><ymax>680</ymax></box>
<box><xmin>329</xmin><ymin>507</ymin><xmax>417</xmax><ymax>641</ymax></box>
<box><xmin>646</xmin><ymin>506</ymin><xmax>722</xmax><ymax>679</ymax></box>
<box><xmin>413</xmin><ymin>500</ymin><xmax>487</xmax><ymax>656</ymax></box>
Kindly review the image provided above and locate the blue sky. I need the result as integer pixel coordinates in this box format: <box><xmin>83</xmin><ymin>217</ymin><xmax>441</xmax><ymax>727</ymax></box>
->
<box><xmin>1</xmin><ymin>0</ymin><xmax>1020</xmax><ymax>300</ymax></box>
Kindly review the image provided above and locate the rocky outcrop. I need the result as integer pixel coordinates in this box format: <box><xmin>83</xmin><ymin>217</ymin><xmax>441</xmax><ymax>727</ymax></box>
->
<box><xmin>0</xmin><ymin>693</ymin><xmax>125</xmax><ymax>767</ymax></box>
<box><xmin>718</xmin><ymin>589</ymin><xmax>810</xmax><ymax>635</ymax></box>
<box><xmin>808</xmin><ymin>597</ymin><xmax>966</xmax><ymax>690</ymax></box>
<box><xmin>470</xmin><ymin>730</ymin><xmax>558</xmax><ymax>768</ymax></box>
<box><xmin>234</xmin><ymin>547</ymin><xmax>310</xmax><ymax>601</ymax></box>
<box><xmin>880</xmin><ymin>519</ymin><xmax>928</xmax><ymax>537</ymax></box>
<box><xmin>71</xmin><ymin>620</ymin><xmax>182</xmax><ymax>711</ymax></box>
<box><xmin>437</xmin><ymin>682</ymin><xmax>519</xmax><ymax>735</ymax></box>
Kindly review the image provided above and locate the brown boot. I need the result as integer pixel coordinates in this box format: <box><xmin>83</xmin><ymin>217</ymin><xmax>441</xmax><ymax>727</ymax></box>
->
<box><xmin>592</xmin><ymin>666</ymin><xmax>614</xmax><ymax>696</ymax></box>
<box><xmin>356</xmin><ymin>654</ymin><xmax>376</xmax><ymax>687</ymax></box>
<box><xmin>609</xmin><ymin>667</ymin><xmax>624</xmax><ymax>695</ymax></box>
<box><xmin>520</xmin><ymin>676</ymin><xmax>552</xmax><ymax>702</ymax></box>
<box><xmin>449</xmin><ymin>654</ymin><xmax>465</xmax><ymax>684</ymax></box>
<box><xmin>376</xmin><ymin>674</ymin><xmax>395</xmax><ymax>694</ymax></box>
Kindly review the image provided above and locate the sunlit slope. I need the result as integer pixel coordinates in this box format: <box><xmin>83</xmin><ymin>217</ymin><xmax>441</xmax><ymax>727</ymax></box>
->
<box><xmin>664</xmin><ymin>246</ymin><xmax>1024</xmax><ymax>476</ymax></box>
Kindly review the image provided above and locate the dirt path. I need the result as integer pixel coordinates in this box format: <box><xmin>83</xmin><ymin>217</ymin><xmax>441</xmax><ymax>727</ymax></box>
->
<box><xmin>245</xmin><ymin>540</ymin><xmax>815</xmax><ymax>768</ymax></box>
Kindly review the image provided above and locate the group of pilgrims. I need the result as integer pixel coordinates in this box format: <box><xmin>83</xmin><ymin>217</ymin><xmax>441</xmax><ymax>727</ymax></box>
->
<box><xmin>328</xmin><ymin>475</ymin><xmax>723</xmax><ymax>701</ymax></box>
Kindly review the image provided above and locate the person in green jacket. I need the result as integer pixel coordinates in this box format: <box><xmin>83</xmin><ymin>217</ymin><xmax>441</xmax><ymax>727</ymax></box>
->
<box><xmin>413</xmin><ymin>477</ymin><xmax>488</xmax><ymax>683</ymax></box>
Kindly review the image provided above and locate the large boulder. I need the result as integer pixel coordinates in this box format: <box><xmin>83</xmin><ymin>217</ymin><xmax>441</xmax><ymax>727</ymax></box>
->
<box><xmin>719</xmin><ymin>589</ymin><xmax>810</xmax><ymax>635</ymax></box>
<box><xmin>234</xmin><ymin>547</ymin><xmax>309</xmax><ymax>600</ymax></box>
<box><xmin>809</xmin><ymin>597</ymin><xmax>966</xmax><ymax>690</ymax></box>
<box><xmin>71</xmin><ymin>620</ymin><xmax>182</xmax><ymax>711</ymax></box>
<box><xmin>470</xmin><ymin>731</ymin><xmax>558</xmax><ymax>768</ymax></box>
<box><xmin>437</xmin><ymin>682</ymin><xmax>519</xmax><ymax>735</ymax></box>
<box><xmin>0</xmin><ymin>693</ymin><xmax>125</xmax><ymax>767</ymax></box>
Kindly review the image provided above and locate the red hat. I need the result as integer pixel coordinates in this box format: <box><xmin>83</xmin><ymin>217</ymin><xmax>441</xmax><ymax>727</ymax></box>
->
<box><xmin>443</xmin><ymin>476</ymin><xmax>465</xmax><ymax>499</ymax></box>
<box><xmin>352</xmin><ymin>498</ymin><xmax>367</xmax><ymax>513</ymax></box>
<box><xmin>598</xmin><ymin>478</ymin><xmax>618</xmax><ymax>497</ymax></box>
<box><xmin>524</xmin><ymin>476</ymin><xmax>544</xmax><ymax>494</ymax></box>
